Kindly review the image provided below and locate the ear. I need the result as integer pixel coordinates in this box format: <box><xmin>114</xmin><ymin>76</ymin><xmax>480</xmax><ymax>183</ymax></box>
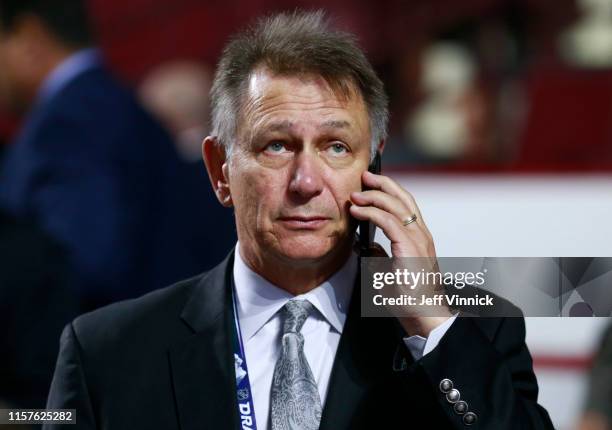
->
<box><xmin>377</xmin><ymin>139</ymin><xmax>386</xmax><ymax>155</ymax></box>
<box><xmin>202</xmin><ymin>136</ymin><xmax>233</xmax><ymax>207</ymax></box>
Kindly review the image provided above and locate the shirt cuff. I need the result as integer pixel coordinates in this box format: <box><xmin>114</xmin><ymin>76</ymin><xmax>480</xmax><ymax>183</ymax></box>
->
<box><xmin>402</xmin><ymin>313</ymin><xmax>459</xmax><ymax>360</ymax></box>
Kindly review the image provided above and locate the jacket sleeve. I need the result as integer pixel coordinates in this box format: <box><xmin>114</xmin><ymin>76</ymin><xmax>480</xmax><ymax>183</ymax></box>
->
<box><xmin>44</xmin><ymin>323</ymin><xmax>96</xmax><ymax>430</ymax></box>
<box><xmin>405</xmin><ymin>316</ymin><xmax>554</xmax><ymax>429</ymax></box>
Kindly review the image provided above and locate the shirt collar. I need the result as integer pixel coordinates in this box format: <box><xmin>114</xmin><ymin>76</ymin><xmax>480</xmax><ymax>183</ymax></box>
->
<box><xmin>232</xmin><ymin>242</ymin><xmax>356</xmax><ymax>341</ymax></box>
<box><xmin>37</xmin><ymin>48</ymin><xmax>101</xmax><ymax>105</ymax></box>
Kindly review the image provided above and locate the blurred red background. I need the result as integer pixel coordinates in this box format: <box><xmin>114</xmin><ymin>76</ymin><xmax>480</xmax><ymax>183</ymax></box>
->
<box><xmin>3</xmin><ymin>0</ymin><xmax>612</xmax><ymax>171</ymax></box>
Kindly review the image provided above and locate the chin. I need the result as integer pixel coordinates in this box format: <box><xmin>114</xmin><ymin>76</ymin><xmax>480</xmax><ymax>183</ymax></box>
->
<box><xmin>274</xmin><ymin>233</ymin><xmax>343</xmax><ymax>262</ymax></box>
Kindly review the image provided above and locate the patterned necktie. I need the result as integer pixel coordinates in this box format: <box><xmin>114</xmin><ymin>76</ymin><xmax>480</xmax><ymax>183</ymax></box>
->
<box><xmin>270</xmin><ymin>299</ymin><xmax>322</xmax><ymax>430</ymax></box>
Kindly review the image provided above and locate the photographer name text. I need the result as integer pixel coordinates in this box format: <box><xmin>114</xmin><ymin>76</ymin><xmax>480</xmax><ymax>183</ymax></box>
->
<box><xmin>372</xmin><ymin>293</ymin><xmax>494</xmax><ymax>307</ymax></box>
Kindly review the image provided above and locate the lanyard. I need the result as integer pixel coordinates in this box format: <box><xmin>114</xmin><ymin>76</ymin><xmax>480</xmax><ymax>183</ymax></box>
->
<box><xmin>231</xmin><ymin>285</ymin><xmax>258</xmax><ymax>430</ymax></box>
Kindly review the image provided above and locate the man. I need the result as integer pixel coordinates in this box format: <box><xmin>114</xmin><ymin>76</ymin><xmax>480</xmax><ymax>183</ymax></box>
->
<box><xmin>0</xmin><ymin>0</ymin><xmax>234</xmax><ymax>309</ymax></box>
<box><xmin>46</xmin><ymin>11</ymin><xmax>553</xmax><ymax>429</ymax></box>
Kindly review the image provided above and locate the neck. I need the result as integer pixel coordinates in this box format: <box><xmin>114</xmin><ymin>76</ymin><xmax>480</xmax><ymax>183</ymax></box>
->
<box><xmin>239</xmin><ymin>241</ymin><xmax>354</xmax><ymax>295</ymax></box>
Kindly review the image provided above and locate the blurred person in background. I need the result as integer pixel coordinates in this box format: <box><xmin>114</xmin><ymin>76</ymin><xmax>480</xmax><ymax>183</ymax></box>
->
<box><xmin>578</xmin><ymin>323</ymin><xmax>612</xmax><ymax>430</ymax></box>
<box><xmin>0</xmin><ymin>0</ymin><xmax>234</xmax><ymax>310</ymax></box>
<box><xmin>137</xmin><ymin>58</ymin><xmax>237</xmax><ymax>280</ymax></box>
<box><xmin>0</xmin><ymin>109</ymin><xmax>15</xmax><ymax>160</ymax></box>
<box><xmin>138</xmin><ymin>60</ymin><xmax>213</xmax><ymax>162</ymax></box>
<box><xmin>0</xmin><ymin>209</ymin><xmax>77</xmax><ymax>411</ymax></box>
<box><xmin>559</xmin><ymin>0</ymin><xmax>612</xmax><ymax>68</ymax></box>
<box><xmin>406</xmin><ymin>42</ymin><xmax>489</xmax><ymax>164</ymax></box>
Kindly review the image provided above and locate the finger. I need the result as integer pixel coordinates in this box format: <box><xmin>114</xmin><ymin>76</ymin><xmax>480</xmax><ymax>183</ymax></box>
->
<box><xmin>351</xmin><ymin>190</ymin><xmax>412</xmax><ymax>225</ymax></box>
<box><xmin>362</xmin><ymin>171</ymin><xmax>424</xmax><ymax>222</ymax></box>
<box><xmin>349</xmin><ymin>204</ymin><xmax>431</xmax><ymax>250</ymax></box>
<box><xmin>351</xmin><ymin>189</ymin><xmax>428</xmax><ymax>240</ymax></box>
<box><xmin>359</xmin><ymin>173</ymin><xmax>434</xmax><ymax>239</ymax></box>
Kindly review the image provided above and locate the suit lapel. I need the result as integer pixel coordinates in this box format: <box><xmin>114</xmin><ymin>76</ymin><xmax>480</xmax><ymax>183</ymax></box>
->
<box><xmin>169</xmin><ymin>251</ymin><xmax>239</xmax><ymax>430</ymax></box>
<box><xmin>318</xmin><ymin>287</ymin><xmax>368</xmax><ymax>430</ymax></box>
<box><xmin>319</xmin><ymin>270</ymin><xmax>401</xmax><ymax>430</ymax></box>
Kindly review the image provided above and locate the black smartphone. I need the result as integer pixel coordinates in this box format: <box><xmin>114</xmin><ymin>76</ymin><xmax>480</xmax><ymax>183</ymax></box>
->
<box><xmin>358</xmin><ymin>151</ymin><xmax>381</xmax><ymax>256</ymax></box>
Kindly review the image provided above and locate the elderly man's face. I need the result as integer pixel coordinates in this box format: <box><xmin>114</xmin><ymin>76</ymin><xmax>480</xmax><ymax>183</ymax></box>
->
<box><xmin>226</xmin><ymin>68</ymin><xmax>371</xmax><ymax>264</ymax></box>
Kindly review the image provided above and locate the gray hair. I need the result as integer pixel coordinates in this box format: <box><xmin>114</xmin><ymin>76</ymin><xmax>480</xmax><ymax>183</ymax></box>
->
<box><xmin>210</xmin><ymin>10</ymin><xmax>389</xmax><ymax>161</ymax></box>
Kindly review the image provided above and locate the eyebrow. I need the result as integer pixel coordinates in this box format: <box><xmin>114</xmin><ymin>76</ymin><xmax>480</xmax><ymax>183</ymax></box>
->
<box><xmin>320</xmin><ymin>120</ymin><xmax>352</xmax><ymax>129</ymax></box>
<box><xmin>261</xmin><ymin>119</ymin><xmax>352</xmax><ymax>134</ymax></box>
<box><xmin>266</xmin><ymin>120</ymin><xmax>294</xmax><ymax>133</ymax></box>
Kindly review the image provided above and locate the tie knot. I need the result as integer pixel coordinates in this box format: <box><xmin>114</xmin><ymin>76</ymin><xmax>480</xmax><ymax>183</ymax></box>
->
<box><xmin>282</xmin><ymin>299</ymin><xmax>313</xmax><ymax>334</ymax></box>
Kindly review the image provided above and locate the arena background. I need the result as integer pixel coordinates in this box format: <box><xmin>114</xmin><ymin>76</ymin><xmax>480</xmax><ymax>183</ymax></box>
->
<box><xmin>1</xmin><ymin>1</ymin><xmax>611</xmax><ymax>428</ymax></box>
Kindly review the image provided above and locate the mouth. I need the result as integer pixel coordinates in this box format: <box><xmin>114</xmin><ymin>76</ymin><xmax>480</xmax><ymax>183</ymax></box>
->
<box><xmin>277</xmin><ymin>216</ymin><xmax>331</xmax><ymax>230</ymax></box>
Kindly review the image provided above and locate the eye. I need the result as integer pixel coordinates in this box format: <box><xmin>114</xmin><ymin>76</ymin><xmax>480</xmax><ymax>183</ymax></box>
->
<box><xmin>264</xmin><ymin>141</ymin><xmax>288</xmax><ymax>154</ymax></box>
<box><xmin>326</xmin><ymin>142</ymin><xmax>349</xmax><ymax>156</ymax></box>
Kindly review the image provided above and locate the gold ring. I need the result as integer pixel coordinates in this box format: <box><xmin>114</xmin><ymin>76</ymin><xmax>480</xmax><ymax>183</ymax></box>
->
<box><xmin>402</xmin><ymin>214</ymin><xmax>418</xmax><ymax>226</ymax></box>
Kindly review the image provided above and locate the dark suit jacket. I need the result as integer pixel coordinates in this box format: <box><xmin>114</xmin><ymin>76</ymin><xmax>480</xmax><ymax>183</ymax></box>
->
<box><xmin>0</xmin><ymin>64</ymin><xmax>235</xmax><ymax>308</ymax></box>
<box><xmin>0</xmin><ymin>211</ymin><xmax>78</xmax><ymax>409</ymax></box>
<box><xmin>45</xmin><ymin>250</ymin><xmax>554</xmax><ymax>429</ymax></box>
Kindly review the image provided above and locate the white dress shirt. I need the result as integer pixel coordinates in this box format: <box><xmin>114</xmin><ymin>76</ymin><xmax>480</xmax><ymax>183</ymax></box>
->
<box><xmin>232</xmin><ymin>243</ymin><xmax>456</xmax><ymax>429</ymax></box>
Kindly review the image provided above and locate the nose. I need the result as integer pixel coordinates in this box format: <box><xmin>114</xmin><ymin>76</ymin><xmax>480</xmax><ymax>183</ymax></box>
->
<box><xmin>288</xmin><ymin>151</ymin><xmax>324</xmax><ymax>200</ymax></box>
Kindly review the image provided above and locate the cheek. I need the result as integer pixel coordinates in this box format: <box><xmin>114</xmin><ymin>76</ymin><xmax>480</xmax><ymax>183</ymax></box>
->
<box><xmin>0</xmin><ymin>52</ymin><xmax>9</xmax><ymax>91</ymax></box>
<box><xmin>4</xmin><ymin>45</ymin><xmax>20</xmax><ymax>75</ymax></box>
<box><xmin>326</xmin><ymin>172</ymin><xmax>364</xmax><ymax>216</ymax></box>
<box><xmin>229</xmin><ymin>164</ymin><xmax>287</xmax><ymax>219</ymax></box>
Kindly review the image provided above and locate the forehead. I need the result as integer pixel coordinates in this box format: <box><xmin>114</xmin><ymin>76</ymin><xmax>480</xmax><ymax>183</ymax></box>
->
<box><xmin>240</xmin><ymin>67</ymin><xmax>369</xmax><ymax>131</ymax></box>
